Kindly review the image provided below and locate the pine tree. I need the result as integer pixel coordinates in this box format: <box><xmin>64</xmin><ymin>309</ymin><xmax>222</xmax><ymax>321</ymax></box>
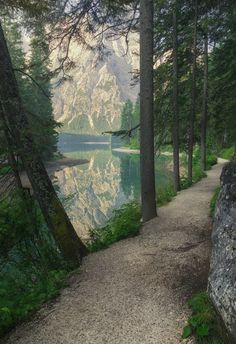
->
<box><xmin>0</xmin><ymin>22</ymin><xmax>87</xmax><ymax>264</ymax></box>
<box><xmin>26</xmin><ymin>24</ymin><xmax>58</xmax><ymax>160</ymax></box>
<box><xmin>120</xmin><ymin>99</ymin><xmax>133</xmax><ymax>145</ymax></box>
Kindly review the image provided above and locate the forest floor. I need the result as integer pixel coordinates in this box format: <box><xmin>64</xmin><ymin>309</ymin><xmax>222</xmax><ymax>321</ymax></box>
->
<box><xmin>2</xmin><ymin>160</ymin><xmax>226</xmax><ymax>344</ymax></box>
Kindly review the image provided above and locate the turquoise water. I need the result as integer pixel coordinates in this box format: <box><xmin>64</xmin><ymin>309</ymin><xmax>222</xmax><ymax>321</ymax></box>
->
<box><xmin>56</xmin><ymin>134</ymin><xmax>173</xmax><ymax>239</ymax></box>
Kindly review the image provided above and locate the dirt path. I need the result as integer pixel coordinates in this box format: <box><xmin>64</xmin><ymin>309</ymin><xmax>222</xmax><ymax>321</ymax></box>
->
<box><xmin>2</xmin><ymin>161</ymin><xmax>225</xmax><ymax>344</ymax></box>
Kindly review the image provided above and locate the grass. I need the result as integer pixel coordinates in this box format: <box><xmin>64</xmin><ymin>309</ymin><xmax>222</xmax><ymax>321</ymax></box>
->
<box><xmin>182</xmin><ymin>292</ymin><xmax>230</xmax><ymax>344</ymax></box>
<box><xmin>88</xmin><ymin>202</ymin><xmax>142</xmax><ymax>252</ymax></box>
<box><xmin>210</xmin><ymin>187</ymin><xmax>220</xmax><ymax>218</ymax></box>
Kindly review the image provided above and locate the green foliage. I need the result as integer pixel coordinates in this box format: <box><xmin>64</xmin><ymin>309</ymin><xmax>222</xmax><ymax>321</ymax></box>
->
<box><xmin>206</xmin><ymin>154</ymin><xmax>218</xmax><ymax>170</ymax></box>
<box><xmin>210</xmin><ymin>187</ymin><xmax>220</xmax><ymax>218</ymax></box>
<box><xmin>119</xmin><ymin>98</ymin><xmax>140</xmax><ymax>148</ymax></box>
<box><xmin>0</xmin><ymin>194</ymin><xmax>69</xmax><ymax>337</ymax></box>
<box><xmin>157</xmin><ymin>184</ymin><xmax>176</xmax><ymax>207</ymax></box>
<box><xmin>0</xmin><ymin>270</ymin><xmax>67</xmax><ymax>337</ymax></box>
<box><xmin>0</xmin><ymin>166</ymin><xmax>12</xmax><ymax>175</ymax></box>
<box><xmin>129</xmin><ymin>137</ymin><xmax>140</xmax><ymax>149</ymax></box>
<box><xmin>209</xmin><ymin>8</ymin><xmax>236</xmax><ymax>150</ymax></box>
<box><xmin>180</xmin><ymin>148</ymin><xmax>207</xmax><ymax>189</ymax></box>
<box><xmin>182</xmin><ymin>292</ymin><xmax>230</xmax><ymax>344</ymax></box>
<box><xmin>88</xmin><ymin>202</ymin><xmax>141</xmax><ymax>252</ymax></box>
<box><xmin>2</xmin><ymin>17</ymin><xmax>58</xmax><ymax>161</ymax></box>
<box><xmin>219</xmin><ymin>147</ymin><xmax>235</xmax><ymax>161</ymax></box>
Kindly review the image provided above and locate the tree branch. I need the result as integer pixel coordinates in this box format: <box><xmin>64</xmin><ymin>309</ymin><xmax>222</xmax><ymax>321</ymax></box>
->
<box><xmin>13</xmin><ymin>69</ymin><xmax>50</xmax><ymax>99</ymax></box>
<box><xmin>103</xmin><ymin>123</ymin><xmax>140</xmax><ymax>138</ymax></box>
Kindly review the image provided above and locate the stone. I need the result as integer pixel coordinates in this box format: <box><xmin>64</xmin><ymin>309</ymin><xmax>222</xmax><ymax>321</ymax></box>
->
<box><xmin>208</xmin><ymin>162</ymin><xmax>236</xmax><ymax>339</ymax></box>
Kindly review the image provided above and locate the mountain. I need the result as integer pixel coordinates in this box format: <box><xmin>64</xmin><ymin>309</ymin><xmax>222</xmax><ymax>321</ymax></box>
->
<box><xmin>52</xmin><ymin>34</ymin><xmax>139</xmax><ymax>135</ymax></box>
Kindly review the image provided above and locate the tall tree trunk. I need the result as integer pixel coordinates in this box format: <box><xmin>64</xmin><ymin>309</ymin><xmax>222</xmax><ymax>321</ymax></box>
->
<box><xmin>0</xmin><ymin>106</ymin><xmax>23</xmax><ymax>190</ymax></box>
<box><xmin>172</xmin><ymin>0</ymin><xmax>180</xmax><ymax>192</ymax></box>
<box><xmin>0</xmin><ymin>22</ymin><xmax>87</xmax><ymax>265</ymax></box>
<box><xmin>201</xmin><ymin>30</ymin><xmax>208</xmax><ymax>171</ymax></box>
<box><xmin>140</xmin><ymin>0</ymin><xmax>157</xmax><ymax>222</ymax></box>
<box><xmin>188</xmin><ymin>0</ymin><xmax>198</xmax><ymax>183</ymax></box>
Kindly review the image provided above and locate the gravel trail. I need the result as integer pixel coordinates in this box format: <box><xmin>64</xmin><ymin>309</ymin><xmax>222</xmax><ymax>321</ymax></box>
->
<box><xmin>2</xmin><ymin>161</ymin><xmax>225</xmax><ymax>344</ymax></box>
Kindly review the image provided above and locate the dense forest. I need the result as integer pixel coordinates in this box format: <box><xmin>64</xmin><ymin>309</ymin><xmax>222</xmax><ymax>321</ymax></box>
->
<box><xmin>0</xmin><ymin>0</ymin><xmax>235</xmax><ymax>343</ymax></box>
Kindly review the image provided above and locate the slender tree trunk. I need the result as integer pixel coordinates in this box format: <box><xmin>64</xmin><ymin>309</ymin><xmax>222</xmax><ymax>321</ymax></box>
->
<box><xmin>201</xmin><ymin>31</ymin><xmax>208</xmax><ymax>171</ymax></box>
<box><xmin>188</xmin><ymin>0</ymin><xmax>198</xmax><ymax>183</ymax></box>
<box><xmin>172</xmin><ymin>0</ymin><xmax>180</xmax><ymax>192</ymax></box>
<box><xmin>0</xmin><ymin>22</ymin><xmax>87</xmax><ymax>265</ymax></box>
<box><xmin>140</xmin><ymin>0</ymin><xmax>157</xmax><ymax>222</ymax></box>
<box><xmin>0</xmin><ymin>106</ymin><xmax>23</xmax><ymax>190</ymax></box>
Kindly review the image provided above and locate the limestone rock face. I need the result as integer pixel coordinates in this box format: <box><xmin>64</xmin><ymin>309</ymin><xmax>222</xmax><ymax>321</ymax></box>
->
<box><xmin>208</xmin><ymin>162</ymin><xmax>236</xmax><ymax>338</ymax></box>
<box><xmin>53</xmin><ymin>35</ymin><xmax>139</xmax><ymax>134</ymax></box>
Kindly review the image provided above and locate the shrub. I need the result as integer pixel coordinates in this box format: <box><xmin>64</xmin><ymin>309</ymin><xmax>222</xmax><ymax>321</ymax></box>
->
<box><xmin>180</xmin><ymin>146</ymin><xmax>208</xmax><ymax>189</ymax></box>
<box><xmin>182</xmin><ymin>292</ymin><xmax>230</xmax><ymax>343</ymax></box>
<box><xmin>0</xmin><ymin>165</ymin><xmax>12</xmax><ymax>175</ymax></box>
<box><xmin>88</xmin><ymin>202</ymin><xmax>141</xmax><ymax>252</ymax></box>
<box><xmin>219</xmin><ymin>147</ymin><xmax>235</xmax><ymax>160</ymax></box>
<box><xmin>206</xmin><ymin>154</ymin><xmax>218</xmax><ymax>170</ymax></box>
<box><xmin>157</xmin><ymin>184</ymin><xmax>176</xmax><ymax>206</ymax></box>
<box><xmin>0</xmin><ymin>194</ymin><xmax>69</xmax><ymax>337</ymax></box>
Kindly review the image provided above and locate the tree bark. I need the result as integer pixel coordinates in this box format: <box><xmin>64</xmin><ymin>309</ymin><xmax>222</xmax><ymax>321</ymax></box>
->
<box><xmin>0</xmin><ymin>106</ymin><xmax>23</xmax><ymax>190</ymax></box>
<box><xmin>140</xmin><ymin>0</ymin><xmax>157</xmax><ymax>222</ymax></box>
<box><xmin>172</xmin><ymin>0</ymin><xmax>180</xmax><ymax>192</ymax></box>
<box><xmin>201</xmin><ymin>30</ymin><xmax>208</xmax><ymax>171</ymax></box>
<box><xmin>188</xmin><ymin>0</ymin><xmax>198</xmax><ymax>184</ymax></box>
<box><xmin>0</xmin><ymin>22</ymin><xmax>87</xmax><ymax>265</ymax></box>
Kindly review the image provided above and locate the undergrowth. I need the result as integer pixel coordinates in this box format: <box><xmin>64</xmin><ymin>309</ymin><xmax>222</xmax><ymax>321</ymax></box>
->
<box><xmin>219</xmin><ymin>147</ymin><xmax>234</xmax><ymax>160</ymax></box>
<box><xmin>180</xmin><ymin>147</ymin><xmax>217</xmax><ymax>189</ymax></box>
<box><xmin>88</xmin><ymin>202</ymin><xmax>141</xmax><ymax>252</ymax></box>
<box><xmin>0</xmin><ymin>165</ymin><xmax>12</xmax><ymax>175</ymax></box>
<box><xmin>157</xmin><ymin>184</ymin><xmax>176</xmax><ymax>206</ymax></box>
<box><xmin>0</xmin><ymin>194</ymin><xmax>69</xmax><ymax>337</ymax></box>
<box><xmin>182</xmin><ymin>292</ymin><xmax>230</xmax><ymax>344</ymax></box>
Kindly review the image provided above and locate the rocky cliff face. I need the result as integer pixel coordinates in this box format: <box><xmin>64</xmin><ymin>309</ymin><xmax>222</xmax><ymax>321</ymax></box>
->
<box><xmin>208</xmin><ymin>162</ymin><xmax>236</xmax><ymax>340</ymax></box>
<box><xmin>53</xmin><ymin>35</ymin><xmax>139</xmax><ymax>135</ymax></box>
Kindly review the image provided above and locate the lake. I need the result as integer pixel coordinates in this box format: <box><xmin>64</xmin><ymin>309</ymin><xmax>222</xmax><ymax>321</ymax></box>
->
<box><xmin>56</xmin><ymin>134</ymin><xmax>174</xmax><ymax>239</ymax></box>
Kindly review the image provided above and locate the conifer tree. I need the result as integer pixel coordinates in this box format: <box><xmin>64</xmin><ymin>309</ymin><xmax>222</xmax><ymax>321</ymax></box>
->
<box><xmin>26</xmin><ymin>24</ymin><xmax>58</xmax><ymax>160</ymax></box>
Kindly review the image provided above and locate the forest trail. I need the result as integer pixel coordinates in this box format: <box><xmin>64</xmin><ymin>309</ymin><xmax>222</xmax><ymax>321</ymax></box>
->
<box><xmin>2</xmin><ymin>160</ymin><xmax>226</xmax><ymax>344</ymax></box>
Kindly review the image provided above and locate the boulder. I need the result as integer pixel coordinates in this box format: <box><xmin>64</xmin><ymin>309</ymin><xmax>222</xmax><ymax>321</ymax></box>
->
<box><xmin>208</xmin><ymin>162</ymin><xmax>236</xmax><ymax>338</ymax></box>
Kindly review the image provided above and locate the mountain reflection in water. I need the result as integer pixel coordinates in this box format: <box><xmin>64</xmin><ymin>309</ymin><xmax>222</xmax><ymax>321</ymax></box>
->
<box><xmin>56</xmin><ymin>135</ymin><xmax>173</xmax><ymax>239</ymax></box>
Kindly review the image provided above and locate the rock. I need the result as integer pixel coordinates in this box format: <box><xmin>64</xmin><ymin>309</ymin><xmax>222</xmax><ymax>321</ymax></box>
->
<box><xmin>208</xmin><ymin>162</ymin><xmax>236</xmax><ymax>339</ymax></box>
<box><xmin>52</xmin><ymin>34</ymin><xmax>139</xmax><ymax>134</ymax></box>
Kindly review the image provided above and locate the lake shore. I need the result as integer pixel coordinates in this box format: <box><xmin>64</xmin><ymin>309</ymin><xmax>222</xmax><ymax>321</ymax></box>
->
<box><xmin>112</xmin><ymin>147</ymin><xmax>174</xmax><ymax>157</ymax></box>
<box><xmin>112</xmin><ymin>147</ymin><xmax>140</xmax><ymax>154</ymax></box>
